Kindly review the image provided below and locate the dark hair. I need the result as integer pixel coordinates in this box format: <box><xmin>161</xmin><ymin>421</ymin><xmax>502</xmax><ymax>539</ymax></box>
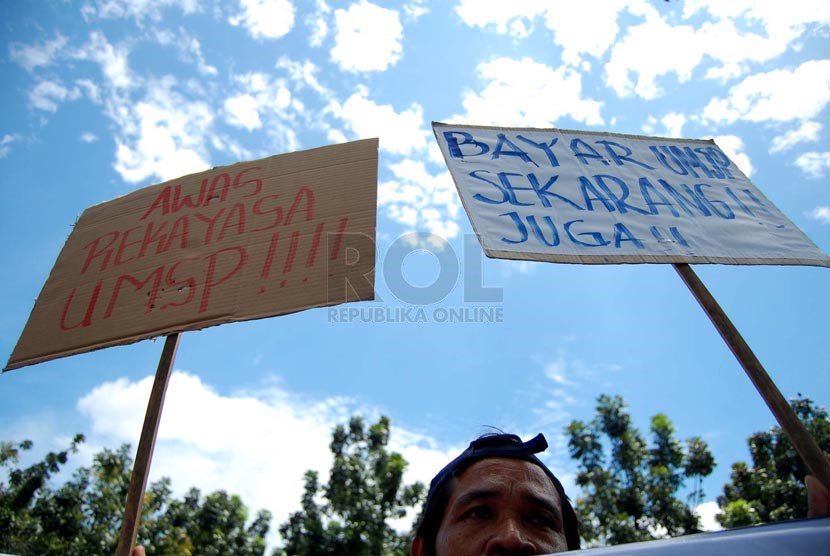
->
<box><xmin>414</xmin><ymin>433</ymin><xmax>580</xmax><ymax>553</ymax></box>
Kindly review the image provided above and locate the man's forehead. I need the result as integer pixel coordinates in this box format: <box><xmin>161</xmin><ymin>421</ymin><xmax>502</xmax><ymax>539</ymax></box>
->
<box><xmin>453</xmin><ymin>457</ymin><xmax>561</xmax><ymax>501</ymax></box>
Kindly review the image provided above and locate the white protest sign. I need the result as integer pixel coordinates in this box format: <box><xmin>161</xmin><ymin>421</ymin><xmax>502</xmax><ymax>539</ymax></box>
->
<box><xmin>433</xmin><ymin>122</ymin><xmax>830</xmax><ymax>267</ymax></box>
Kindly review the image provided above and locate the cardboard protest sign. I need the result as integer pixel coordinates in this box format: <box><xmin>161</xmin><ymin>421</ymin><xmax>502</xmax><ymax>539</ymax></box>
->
<box><xmin>433</xmin><ymin>122</ymin><xmax>830</xmax><ymax>267</ymax></box>
<box><xmin>6</xmin><ymin>139</ymin><xmax>378</xmax><ymax>371</ymax></box>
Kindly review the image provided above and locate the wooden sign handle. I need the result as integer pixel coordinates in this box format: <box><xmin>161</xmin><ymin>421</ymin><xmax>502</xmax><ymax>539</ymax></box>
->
<box><xmin>673</xmin><ymin>264</ymin><xmax>830</xmax><ymax>489</ymax></box>
<box><xmin>115</xmin><ymin>333</ymin><xmax>181</xmax><ymax>556</ymax></box>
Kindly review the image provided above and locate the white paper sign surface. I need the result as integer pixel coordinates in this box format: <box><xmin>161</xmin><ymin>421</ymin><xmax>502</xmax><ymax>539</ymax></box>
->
<box><xmin>434</xmin><ymin>122</ymin><xmax>830</xmax><ymax>267</ymax></box>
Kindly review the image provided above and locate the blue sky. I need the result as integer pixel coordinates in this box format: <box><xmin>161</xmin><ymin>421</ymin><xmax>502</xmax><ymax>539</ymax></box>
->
<box><xmin>2</xmin><ymin>0</ymin><xmax>829</xmax><ymax>546</ymax></box>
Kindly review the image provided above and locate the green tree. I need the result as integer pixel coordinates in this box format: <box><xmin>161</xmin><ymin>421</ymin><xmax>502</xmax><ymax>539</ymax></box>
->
<box><xmin>566</xmin><ymin>394</ymin><xmax>716</xmax><ymax>546</ymax></box>
<box><xmin>0</xmin><ymin>434</ymin><xmax>86</xmax><ymax>553</ymax></box>
<box><xmin>717</xmin><ymin>396</ymin><xmax>830</xmax><ymax>528</ymax></box>
<box><xmin>276</xmin><ymin>415</ymin><xmax>425</xmax><ymax>556</ymax></box>
<box><xmin>0</xmin><ymin>436</ymin><xmax>271</xmax><ymax>556</ymax></box>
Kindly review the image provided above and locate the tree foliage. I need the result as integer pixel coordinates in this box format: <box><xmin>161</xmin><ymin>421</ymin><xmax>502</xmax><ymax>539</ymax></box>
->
<box><xmin>717</xmin><ymin>396</ymin><xmax>830</xmax><ymax>528</ymax></box>
<box><xmin>276</xmin><ymin>415</ymin><xmax>425</xmax><ymax>556</ymax></box>
<box><xmin>566</xmin><ymin>394</ymin><xmax>715</xmax><ymax>546</ymax></box>
<box><xmin>0</xmin><ymin>436</ymin><xmax>270</xmax><ymax>556</ymax></box>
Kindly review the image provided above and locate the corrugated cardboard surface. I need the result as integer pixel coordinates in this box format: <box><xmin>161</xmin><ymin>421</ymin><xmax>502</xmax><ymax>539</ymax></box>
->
<box><xmin>6</xmin><ymin>139</ymin><xmax>378</xmax><ymax>371</ymax></box>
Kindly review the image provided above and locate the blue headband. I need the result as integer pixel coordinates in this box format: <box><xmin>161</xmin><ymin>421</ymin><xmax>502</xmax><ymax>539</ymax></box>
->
<box><xmin>416</xmin><ymin>432</ymin><xmax>580</xmax><ymax>550</ymax></box>
<box><xmin>423</xmin><ymin>433</ymin><xmax>557</xmax><ymax>515</ymax></box>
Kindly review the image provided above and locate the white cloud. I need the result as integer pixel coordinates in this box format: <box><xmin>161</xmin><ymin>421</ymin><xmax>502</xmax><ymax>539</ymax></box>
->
<box><xmin>544</xmin><ymin>352</ymin><xmax>621</xmax><ymax>389</ymax></box>
<box><xmin>76</xmin><ymin>371</ymin><xmax>455</xmax><ymax>548</ymax></box>
<box><xmin>75</xmin><ymin>79</ymin><xmax>102</xmax><ymax>103</ymax></box>
<box><xmin>326</xmin><ymin>86</ymin><xmax>429</xmax><ymax>155</ymax></box>
<box><xmin>72</xmin><ymin>31</ymin><xmax>133</xmax><ymax>90</ymax></box>
<box><xmin>14</xmin><ymin>32</ymin><xmax>218</xmax><ymax>182</ymax></box>
<box><xmin>713</xmin><ymin>135</ymin><xmax>753</xmax><ymax>177</ymax></box>
<box><xmin>795</xmin><ymin>152</ymin><xmax>830</xmax><ymax>179</ymax></box>
<box><xmin>606</xmin><ymin>1</ymin><xmax>830</xmax><ymax>99</ymax></box>
<box><xmin>456</xmin><ymin>56</ymin><xmax>603</xmax><ymax>127</ymax></box>
<box><xmin>455</xmin><ymin>0</ymin><xmax>542</xmax><ymax>39</ymax></box>
<box><xmin>228</xmin><ymin>73</ymin><xmax>268</xmax><ymax>119</ymax></box>
<box><xmin>532</xmin><ymin>357</ymin><xmax>581</xmax><ymax>430</ymax></box>
<box><xmin>81</xmin><ymin>132</ymin><xmax>99</xmax><ymax>143</ymax></box>
<box><xmin>113</xmin><ymin>77</ymin><xmax>213</xmax><ymax>184</ymax></box>
<box><xmin>605</xmin><ymin>17</ymin><xmax>703</xmax><ymax>100</ymax></box>
<box><xmin>528</xmin><ymin>350</ymin><xmax>622</xmax><ymax>437</ymax></box>
<box><xmin>221</xmin><ymin>71</ymin><xmax>299</xmax><ymax>153</ymax></box>
<box><xmin>24</xmin><ymin>72</ymin><xmax>100</xmax><ymax>115</ymax></box>
<box><xmin>495</xmin><ymin>258</ymin><xmax>537</xmax><ymax>278</ymax></box>
<box><xmin>16</xmin><ymin>31</ymin><xmax>267</xmax><ymax>183</ymax></box>
<box><xmin>29</xmin><ymin>80</ymin><xmax>82</xmax><ymax>113</ymax></box>
<box><xmin>643</xmin><ymin>112</ymin><xmax>687</xmax><ymax>138</ymax></box>
<box><xmin>379</xmin><ymin>159</ymin><xmax>461</xmax><ymax>240</ymax></box>
<box><xmin>151</xmin><ymin>28</ymin><xmax>218</xmax><ymax>76</ymax></box>
<box><xmin>403</xmin><ymin>0</ymin><xmax>429</xmax><ymax>22</ymax></box>
<box><xmin>770</xmin><ymin>122</ymin><xmax>822</xmax><ymax>154</ymax></box>
<box><xmin>695</xmin><ymin>501</ymin><xmax>723</xmax><ymax>531</ymax></box>
<box><xmin>390</xmin><ymin>427</ymin><xmax>459</xmax><ymax>501</ymax></box>
<box><xmin>27</xmin><ymin>32</ymin><xmax>249</xmax><ymax>184</ymax></box>
<box><xmin>455</xmin><ymin>1</ymin><xmax>634</xmax><ymax>66</ymax></box>
<box><xmin>661</xmin><ymin>113</ymin><xmax>687</xmax><ymax>138</ymax></box>
<box><xmin>534</xmin><ymin>390</ymin><xmax>577</xmax><ymax>432</ymax></box>
<box><xmin>276</xmin><ymin>57</ymin><xmax>330</xmax><ymax>97</ymax></box>
<box><xmin>703</xmin><ymin>60</ymin><xmax>830</xmax><ymax>125</ymax></box>
<box><xmin>451</xmin><ymin>1</ymin><xmax>829</xmax><ymax>97</ymax></box>
<box><xmin>224</xmin><ymin>94</ymin><xmax>263</xmax><ymax>130</ymax></box>
<box><xmin>305</xmin><ymin>0</ymin><xmax>331</xmax><ymax>47</ymax></box>
<box><xmin>540</xmin><ymin>1</ymin><xmax>633</xmax><ymax>67</ymax></box>
<box><xmin>81</xmin><ymin>0</ymin><xmax>199</xmax><ymax>21</ymax></box>
<box><xmin>77</xmin><ymin>371</ymin><xmax>349</xmax><ymax>547</ymax></box>
<box><xmin>0</xmin><ymin>134</ymin><xmax>21</xmax><ymax>159</ymax></box>
<box><xmin>229</xmin><ymin>0</ymin><xmax>295</xmax><ymax>40</ymax></box>
<box><xmin>809</xmin><ymin>206</ymin><xmax>830</xmax><ymax>224</ymax></box>
<box><xmin>330</xmin><ymin>1</ymin><xmax>403</xmax><ymax>73</ymax></box>
<box><xmin>682</xmin><ymin>0</ymin><xmax>830</xmax><ymax>42</ymax></box>
<box><xmin>544</xmin><ymin>358</ymin><xmax>574</xmax><ymax>387</ymax></box>
<box><xmin>9</xmin><ymin>34</ymin><xmax>68</xmax><ymax>71</ymax></box>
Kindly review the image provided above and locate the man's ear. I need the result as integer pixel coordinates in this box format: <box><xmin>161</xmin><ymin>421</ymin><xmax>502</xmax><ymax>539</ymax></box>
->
<box><xmin>410</xmin><ymin>535</ymin><xmax>425</xmax><ymax>556</ymax></box>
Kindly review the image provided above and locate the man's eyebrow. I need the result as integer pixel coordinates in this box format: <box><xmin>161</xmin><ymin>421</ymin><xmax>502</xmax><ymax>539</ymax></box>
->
<box><xmin>524</xmin><ymin>492</ymin><xmax>564</xmax><ymax>523</ymax></box>
<box><xmin>451</xmin><ymin>488</ymin><xmax>562</xmax><ymax>516</ymax></box>
<box><xmin>452</xmin><ymin>488</ymin><xmax>499</xmax><ymax>509</ymax></box>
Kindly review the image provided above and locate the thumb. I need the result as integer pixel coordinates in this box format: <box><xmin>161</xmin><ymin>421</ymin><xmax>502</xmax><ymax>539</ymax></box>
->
<box><xmin>132</xmin><ymin>547</ymin><xmax>146</xmax><ymax>556</ymax></box>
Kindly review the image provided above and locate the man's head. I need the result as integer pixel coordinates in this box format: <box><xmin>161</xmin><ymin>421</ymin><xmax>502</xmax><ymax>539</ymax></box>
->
<box><xmin>411</xmin><ymin>433</ymin><xmax>580</xmax><ymax>555</ymax></box>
